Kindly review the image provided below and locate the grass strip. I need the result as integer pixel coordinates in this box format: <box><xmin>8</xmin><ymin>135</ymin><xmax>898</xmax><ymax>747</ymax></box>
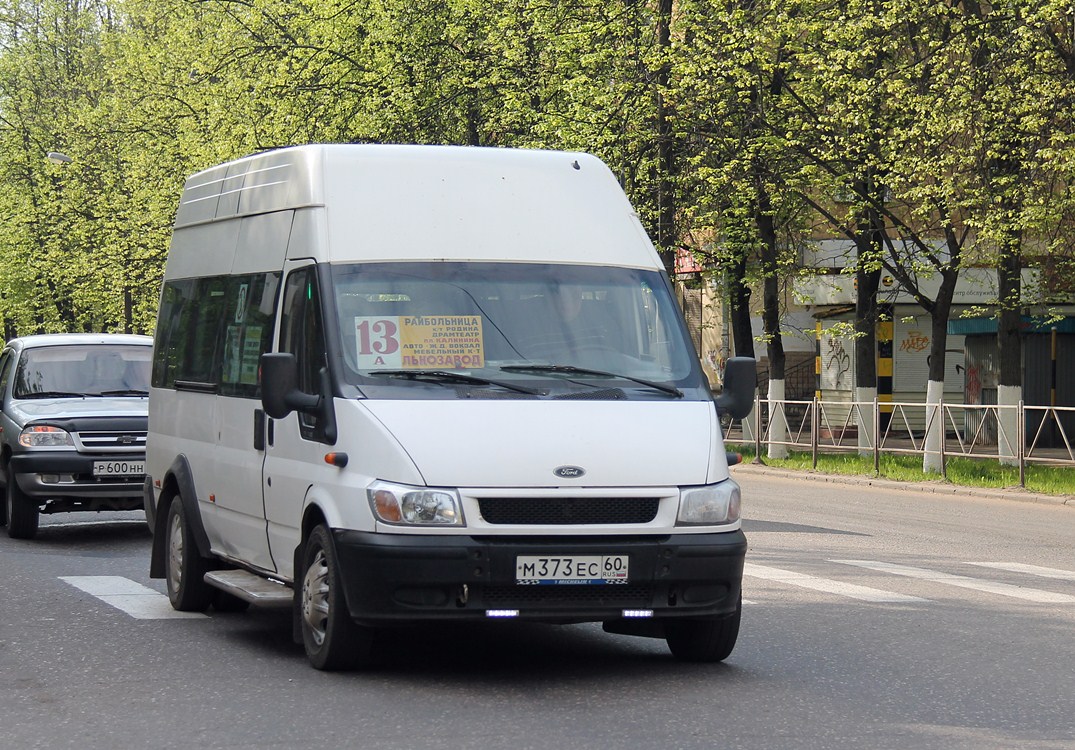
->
<box><xmin>728</xmin><ymin>446</ymin><xmax>1075</xmax><ymax>497</ymax></box>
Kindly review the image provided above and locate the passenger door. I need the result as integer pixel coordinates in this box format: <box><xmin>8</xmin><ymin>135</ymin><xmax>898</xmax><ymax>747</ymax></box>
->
<box><xmin>209</xmin><ymin>271</ymin><xmax>280</xmax><ymax>571</ymax></box>
<box><xmin>262</xmin><ymin>263</ymin><xmax>337</xmax><ymax>580</ymax></box>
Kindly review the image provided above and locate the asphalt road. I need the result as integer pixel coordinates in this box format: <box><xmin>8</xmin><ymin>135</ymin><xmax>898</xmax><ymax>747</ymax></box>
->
<box><xmin>1</xmin><ymin>470</ymin><xmax>1073</xmax><ymax>750</ymax></box>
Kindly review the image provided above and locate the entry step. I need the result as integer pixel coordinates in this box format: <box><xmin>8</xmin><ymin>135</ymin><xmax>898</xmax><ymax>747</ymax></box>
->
<box><xmin>204</xmin><ymin>570</ymin><xmax>293</xmax><ymax>608</ymax></box>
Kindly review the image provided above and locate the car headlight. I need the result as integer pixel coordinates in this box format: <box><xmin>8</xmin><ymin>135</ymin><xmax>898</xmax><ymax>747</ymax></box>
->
<box><xmin>19</xmin><ymin>425</ymin><xmax>74</xmax><ymax>448</ymax></box>
<box><xmin>677</xmin><ymin>480</ymin><xmax>740</xmax><ymax>525</ymax></box>
<box><xmin>367</xmin><ymin>481</ymin><xmax>464</xmax><ymax>526</ymax></box>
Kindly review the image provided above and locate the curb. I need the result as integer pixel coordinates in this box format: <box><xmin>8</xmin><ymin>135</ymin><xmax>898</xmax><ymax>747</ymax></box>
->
<box><xmin>731</xmin><ymin>461</ymin><xmax>1074</xmax><ymax>508</ymax></box>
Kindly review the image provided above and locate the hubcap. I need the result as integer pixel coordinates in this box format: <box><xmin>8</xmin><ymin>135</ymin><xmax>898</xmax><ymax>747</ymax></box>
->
<box><xmin>167</xmin><ymin>511</ymin><xmax>184</xmax><ymax>596</ymax></box>
<box><xmin>302</xmin><ymin>549</ymin><xmax>331</xmax><ymax>647</ymax></box>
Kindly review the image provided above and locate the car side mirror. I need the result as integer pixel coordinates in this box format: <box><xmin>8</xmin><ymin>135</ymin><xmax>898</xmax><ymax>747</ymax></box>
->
<box><xmin>714</xmin><ymin>357</ymin><xmax>756</xmax><ymax>420</ymax></box>
<box><xmin>261</xmin><ymin>353</ymin><xmax>320</xmax><ymax>419</ymax></box>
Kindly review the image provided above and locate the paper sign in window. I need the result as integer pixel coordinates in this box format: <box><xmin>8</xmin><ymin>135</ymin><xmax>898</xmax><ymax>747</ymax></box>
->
<box><xmin>355</xmin><ymin>315</ymin><xmax>484</xmax><ymax>369</ymax></box>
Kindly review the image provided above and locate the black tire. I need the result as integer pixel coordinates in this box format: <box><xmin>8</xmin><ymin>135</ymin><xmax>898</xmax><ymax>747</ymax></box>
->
<box><xmin>665</xmin><ymin>595</ymin><xmax>742</xmax><ymax>663</ymax></box>
<box><xmin>6</xmin><ymin>475</ymin><xmax>39</xmax><ymax>540</ymax></box>
<box><xmin>164</xmin><ymin>498</ymin><xmax>213</xmax><ymax>611</ymax></box>
<box><xmin>299</xmin><ymin>525</ymin><xmax>375</xmax><ymax>671</ymax></box>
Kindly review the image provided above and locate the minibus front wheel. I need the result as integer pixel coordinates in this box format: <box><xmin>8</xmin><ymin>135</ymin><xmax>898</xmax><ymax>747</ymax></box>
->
<box><xmin>165</xmin><ymin>498</ymin><xmax>213</xmax><ymax>611</ymax></box>
<box><xmin>664</xmin><ymin>594</ymin><xmax>742</xmax><ymax>662</ymax></box>
<box><xmin>300</xmin><ymin>525</ymin><xmax>376</xmax><ymax>670</ymax></box>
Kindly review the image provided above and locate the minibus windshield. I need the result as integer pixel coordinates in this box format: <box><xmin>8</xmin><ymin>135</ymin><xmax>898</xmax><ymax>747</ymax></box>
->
<box><xmin>328</xmin><ymin>262</ymin><xmax>704</xmax><ymax>397</ymax></box>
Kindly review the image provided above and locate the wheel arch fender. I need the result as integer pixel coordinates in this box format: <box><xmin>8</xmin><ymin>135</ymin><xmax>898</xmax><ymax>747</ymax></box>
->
<box><xmin>149</xmin><ymin>454</ymin><xmax>213</xmax><ymax>579</ymax></box>
<box><xmin>301</xmin><ymin>482</ymin><xmax>349</xmax><ymax>532</ymax></box>
<box><xmin>292</xmin><ymin>496</ymin><xmax>331</xmax><ymax>645</ymax></box>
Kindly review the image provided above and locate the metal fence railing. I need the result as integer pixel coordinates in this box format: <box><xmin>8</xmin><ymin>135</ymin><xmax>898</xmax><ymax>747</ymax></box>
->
<box><xmin>724</xmin><ymin>396</ymin><xmax>1075</xmax><ymax>487</ymax></box>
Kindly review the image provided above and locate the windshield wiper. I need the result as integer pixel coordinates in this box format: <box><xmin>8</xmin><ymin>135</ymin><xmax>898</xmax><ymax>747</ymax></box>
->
<box><xmin>499</xmin><ymin>364</ymin><xmax>683</xmax><ymax>397</ymax></box>
<box><xmin>96</xmin><ymin>389</ymin><xmax>150</xmax><ymax>397</ymax></box>
<box><xmin>368</xmin><ymin>370</ymin><xmax>544</xmax><ymax>395</ymax></box>
<box><xmin>16</xmin><ymin>390</ymin><xmax>87</xmax><ymax>399</ymax></box>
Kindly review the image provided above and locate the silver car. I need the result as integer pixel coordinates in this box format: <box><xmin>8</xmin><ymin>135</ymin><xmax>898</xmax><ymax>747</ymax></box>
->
<box><xmin>0</xmin><ymin>333</ymin><xmax>152</xmax><ymax>539</ymax></box>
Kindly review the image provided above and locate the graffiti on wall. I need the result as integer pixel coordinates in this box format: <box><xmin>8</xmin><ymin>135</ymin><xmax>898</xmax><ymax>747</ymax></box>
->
<box><xmin>966</xmin><ymin>364</ymin><xmax>981</xmax><ymax>404</ymax></box>
<box><xmin>823</xmin><ymin>336</ymin><xmax>852</xmax><ymax>389</ymax></box>
<box><xmin>899</xmin><ymin>329</ymin><xmax>930</xmax><ymax>353</ymax></box>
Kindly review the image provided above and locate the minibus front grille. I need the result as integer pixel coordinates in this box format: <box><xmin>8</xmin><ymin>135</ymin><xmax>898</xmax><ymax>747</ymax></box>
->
<box><xmin>478</xmin><ymin>497</ymin><xmax>660</xmax><ymax>525</ymax></box>
<box><xmin>483</xmin><ymin>583</ymin><xmax>653</xmax><ymax>608</ymax></box>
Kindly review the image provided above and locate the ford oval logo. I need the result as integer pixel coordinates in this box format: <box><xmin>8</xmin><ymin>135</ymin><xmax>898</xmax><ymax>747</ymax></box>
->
<box><xmin>554</xmin><ymin>466</ymin><xmax>586</xmax><ymax>479</ymax></box>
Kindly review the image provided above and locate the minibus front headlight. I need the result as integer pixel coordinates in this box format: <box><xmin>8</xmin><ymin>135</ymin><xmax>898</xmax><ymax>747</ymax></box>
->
<box><xmin>19</xmin><ymin>425</ymin><xmax>74</xmax><ymax>448</ymax></box>
<box><xmin>367</xmin><ymin>481</ymin><xmax>464</xmax><ymax>527</ymax></box>
<box><xmin>677</xmin><ymin>480</ymin><xmax>741</xmax><ymax>525</ymax></box>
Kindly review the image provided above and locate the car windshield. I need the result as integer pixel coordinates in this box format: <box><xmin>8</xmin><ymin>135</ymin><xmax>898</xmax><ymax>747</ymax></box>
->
<box><xmin>14</xmin><ymin>344</ymin><xmax>152</xmax><ymax>399</ymax></box>
<box><xmin>329</xmin><ymin>262</ymin><xmax>703</xmax><ymax>398</ymax></box>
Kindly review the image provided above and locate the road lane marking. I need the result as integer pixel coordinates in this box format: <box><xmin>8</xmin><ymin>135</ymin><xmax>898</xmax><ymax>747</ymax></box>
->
<box><xmin>743</xmin><ymin>563</ymin><xmax>928</xmax><ymax>603</ymax></box>
<box><xmin>60</xmin><ymin>576</ymin><xmax>207</xmax><ymax>620</ymax></box>
<box><xmin>965</xmin><ymin>562</ymin><xmax>1075</xmax><ymax>581</ymax></box>
<box><xmin>832</xmin><ymin>561</ymin><xmax>1075</xmax><ymax>604</ymax></box>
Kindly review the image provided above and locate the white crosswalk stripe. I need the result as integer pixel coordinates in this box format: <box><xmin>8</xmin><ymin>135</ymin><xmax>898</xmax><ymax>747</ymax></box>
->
<box><xmin>743</xmin><ymin>562</ymin><xmax>928</xmax><ymax>603</ymax></box>
<box><xmin>831</xmin><ymin>560</ymin><xmax>1075</xmax><ymax>604</ymax></box>
<box><xmin>964</xmin><ymin>562</ymin><xmax>1075</xmax><ymax>581</ymax></box>
<box><xmin>61</xmin><ymin>576</ymin><xmax>207</xmax><ymax>620</ymax></box>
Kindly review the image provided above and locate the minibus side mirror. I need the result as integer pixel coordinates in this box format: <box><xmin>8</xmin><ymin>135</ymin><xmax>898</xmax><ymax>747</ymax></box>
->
<box><xmin>261</xmin><ymin>353</ymin><xmax>320</xmax><ymax>419</ymax></box>
<box><xmin>714</xmin><ymin>357</ymin><xmax>757</xmax><ymax>421</ymax></box>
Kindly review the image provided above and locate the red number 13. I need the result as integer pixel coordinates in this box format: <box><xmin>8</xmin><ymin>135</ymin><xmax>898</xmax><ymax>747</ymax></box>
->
<box><xmin>357</xmin><ymin>319</ymin><xmax>400</xmax><ymax>355</ymax></box>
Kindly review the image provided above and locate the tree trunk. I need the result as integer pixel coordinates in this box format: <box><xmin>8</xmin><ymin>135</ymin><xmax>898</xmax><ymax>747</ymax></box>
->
<box><xmin>654</xmin><ymin>0</ymin><xmax>676</xmax><ymax>277</ymax></box>
<box><xmin>757</xmin><ymin>189</ymin><xmax>787</xmax><ymax>459</ymax></box>
<box><xmin>923</xmin><ymin>266</ymin><xmax>958</xmax><ymax>473</ymax></box>
<box><xmin>728</xmin><ymin>257</ymin><xmax>755</xmax><ymax>361</ymax></box>
<box><xmin>726</xmin><ymin>256</ymin><xmax>757</xmax><ymax>440</ymax></box>
<box><xmin>854</xmin><ymin>194</ymin><xmax>883</xmax><ymax>455</ymax></box>
<box><xmin>996</xmin><ymin>235</ymin><xmax>1022</xmax><ymax>465</ymax></box>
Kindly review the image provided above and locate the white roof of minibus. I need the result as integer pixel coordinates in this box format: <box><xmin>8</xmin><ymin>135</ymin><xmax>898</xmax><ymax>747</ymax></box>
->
<box><xmin>171</xmin><ymin>144</ymin><xmax>663</xmax><ymax>271</ymax></box>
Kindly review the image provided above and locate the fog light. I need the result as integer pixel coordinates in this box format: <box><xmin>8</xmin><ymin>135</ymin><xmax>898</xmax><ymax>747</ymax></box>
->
<box><xmin>40</xmin><ymin>474</ymin><xmax>59</xmax><ymax>484</ymax></box>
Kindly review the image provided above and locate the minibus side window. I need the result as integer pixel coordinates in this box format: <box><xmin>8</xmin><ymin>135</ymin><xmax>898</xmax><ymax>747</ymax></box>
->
<box><xmin>219</xmin><ymin>272</ymin><xmax>281</xmax><ymax>398</ymax></box>
<box><xmin>279</xmin><ymin>267</ymin><xmax>327</xmax><ymax>440</ymax></box>
<box><xmin>152</xmin><ymin>277</ymin><xmax>227</xmax><ymax>389</ymax></box>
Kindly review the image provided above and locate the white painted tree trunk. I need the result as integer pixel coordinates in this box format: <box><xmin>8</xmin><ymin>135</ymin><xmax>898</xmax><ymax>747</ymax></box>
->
<box><xmin>739</xmin><ymin>394</ymin><xmax>757</xmax><ymax>444</ymax></box>
<box><xmin>767</xmin><ymin>379</ymin><xmax>788</xmax><ymax>460</ymax></box>
<box><xmin>997</xmin><ymin>384</ymin><xmax>1021</xmax><ymax>467</ymax></box>
<box><xmin>855</xmin><ymin>386</ymin><xmax>876</xmax><ymax>457</ymax></box>
<box><xmin>922</xmin><ymin>380</ymin><xmax>944</xmax><ymax>474</ymax></box>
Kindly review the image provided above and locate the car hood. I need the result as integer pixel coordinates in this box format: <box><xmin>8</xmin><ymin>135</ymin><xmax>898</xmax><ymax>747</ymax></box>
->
<box><xmin>360</xmin><ymin>399</ymin><xmax>720</xmax><ymax>488</ymax></box>
<box><xmin>8</xmin><ymin>397</ymin><xmax>148</xmax><ymax>425</ymax></box>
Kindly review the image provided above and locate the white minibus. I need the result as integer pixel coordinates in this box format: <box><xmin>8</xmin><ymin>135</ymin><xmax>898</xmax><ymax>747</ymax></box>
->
<box><xmin>145</xmin><ymin>144</ymin><xmax>754</xmax><ymax>670</ymax></box>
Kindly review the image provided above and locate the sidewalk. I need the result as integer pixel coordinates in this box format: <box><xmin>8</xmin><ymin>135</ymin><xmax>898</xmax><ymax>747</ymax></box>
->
<box><xmin>731</xmin><ymin>460</ymin><xmax>1075</xmax><ymax>508</ymax></box>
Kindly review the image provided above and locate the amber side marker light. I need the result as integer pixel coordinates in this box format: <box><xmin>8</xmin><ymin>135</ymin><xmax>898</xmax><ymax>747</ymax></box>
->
<box><xmin>726</xmin><ymin>452</ymin><xmax>743</xmax><ymax>466</ymax></box>
<box><xmin>325</xmin><ymin>452</ymin><xmax>348</xmax><ymax>468</ymax></box>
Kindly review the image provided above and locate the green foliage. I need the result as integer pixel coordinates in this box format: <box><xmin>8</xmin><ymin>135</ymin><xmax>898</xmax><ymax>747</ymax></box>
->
<box><xmin>0</xmin><ymin>0</ymin><xmax>1071</xmax><ymax>347</ymax></box>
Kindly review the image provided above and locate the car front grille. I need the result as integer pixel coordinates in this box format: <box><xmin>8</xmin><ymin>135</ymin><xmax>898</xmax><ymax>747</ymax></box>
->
<box><xmin>73</xmin><ymin>430</ymin><xmax>147</xmax><ymax>453</ymax></box>
<box><xmin>477</xmin><ymin>497</ymin><xmax>660</xmax><ymax>525</ymax></box>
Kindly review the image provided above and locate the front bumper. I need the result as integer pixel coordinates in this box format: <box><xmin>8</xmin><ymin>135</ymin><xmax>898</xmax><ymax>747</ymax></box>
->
<box><xmin>10</xmin><ymin>451</ymin><xmax>145</xmax><ymax>503</ymax></box>
<box><xmin>332</xmin><ymin>529</ymin><xmax>746</xmax><ymax>625</ymax></box>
